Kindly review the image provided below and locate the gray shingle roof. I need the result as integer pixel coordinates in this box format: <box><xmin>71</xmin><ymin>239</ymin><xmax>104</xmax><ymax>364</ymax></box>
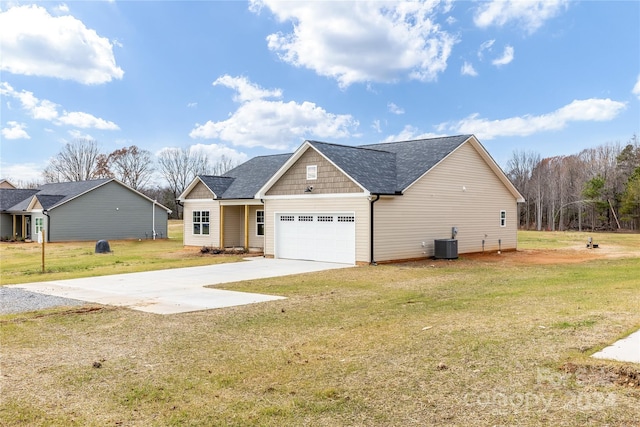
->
<box><xmin>34</xmin><ymin>179</ymin><xmax>111</xmax><ymax>209</ymax></box>
<box><xmin>307</xmin><ymin>141</ymin><xmax>398</xmax><ymax>194</ymax></box>
<box><xmin>213</xmin><ymin>154</ymin><xmax>291</xmax><ymax>199</ymax></box>
<box><xmin>0</xmin><ymin>189</ymin><xmax>39</xmax><ymax>211</ymax></box>
<box><xmin>359</xmin><ymin>135</ymin><xmax>471</xmax><ymax>191</ymax></box>
<box><xmin>198</xmin><ymin>176</ymin><xmax>235</xmax><ymax>197</ymax></box>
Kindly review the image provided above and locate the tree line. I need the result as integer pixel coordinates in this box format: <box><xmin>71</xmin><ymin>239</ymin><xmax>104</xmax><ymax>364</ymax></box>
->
<box><xmin>506</xmin><ymin>135</ymin><xmax>640</xmax><ymax>231</ymax></box>
<box><xmin>20</xmin><ymin>138</ymin><xmax>237</xmax><ymax>218</ymax></box>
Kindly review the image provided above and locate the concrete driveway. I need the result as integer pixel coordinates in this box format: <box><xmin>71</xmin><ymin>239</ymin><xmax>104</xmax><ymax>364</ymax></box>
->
<box><xmin>7</xmin><ymin>258</ymin><xmax>351</xmax><ymax>314</ymax></box>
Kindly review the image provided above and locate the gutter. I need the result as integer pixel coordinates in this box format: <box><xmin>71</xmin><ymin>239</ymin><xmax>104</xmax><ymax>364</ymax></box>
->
<box><xmin>369</xmin><ymin>195</ymin><xmax>380</xmax><ymax>265</ymax></box>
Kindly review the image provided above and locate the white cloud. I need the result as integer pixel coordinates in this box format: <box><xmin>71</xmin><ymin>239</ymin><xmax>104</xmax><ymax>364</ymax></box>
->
<box><xmin>2</xmin><ymin>121</ymin><xmax>30</xmax><ymax>140</ymax></box>
<box><xmin>54</xmin><ymin>3</ymin><xmax>70</xmax><ymax>14</ymax></box>
<box><xmin>0</xmin><ymin>4</ymin><xmax>123</xmax><ymax>84</ymax></box>
<box><xmin>190</xmin><ymin>75</ymin><xmax>359</xmax><ymax>149</ymax></box>
<box><xmin>68</xmin><ymin>129</ymin><xmax>94</xmax><ymax>140</ymax></box>
<box><xmin>0</xmin><ymin>162</ymin><xmax>46</xmax><ymax>184</ymax></box>
<box><xmin>478</xmin><ymin>39</ymin><xmax>495</xmax><ymax>59</ymax></box>
<box><xmin>188</xmin><ymin>143</ymin><xmax>249</xmax><ymax>166</ymax></box>
<box><xmin>187</xmin><ymin>102</ymin><xmax>198</xmax><ymax>108</ymax></box>
<box><xmin>0</xmin><ymin>82</ymin><xmax>119</xmax><ymax>130</ymax></box>
<box><xmin>388</xmin><ymin>102</ymin><xmax>405</xmax><ymax>115</ymax></box>
<box><xmin>214</xmin><ymin>74</ymin><xmax>282</xmax><ymax>103</ymax></box>
<box><xmin>437</xmin><ymin>98</ymin><xmax>627</xmax><ymax>140</ymax></box>
<box><xmin>251</xmin><ymin>0</ymin><xmax>457</xmax><ymax>88</ymax></box>
<box><xmin>56</xmin><ymin>111</ymin><xmax>119</xmax><ymax>130</ymax></box>
<box><xmin>372</xmin><ymin>120</ymin><xmax>382</xmax><ymax>133</ymax></box>
<box><xmin>461</xmin><ymin>62</ymin><xmax>478</xmax><ymax>76</ymax></box>
<box><xmin>474</xmin><ymin>0</ymin><xmax>569</xmax><ymax>34</ymax></box>
<box><xmin>633</xmin><ymin>74</ymin><xmax>640</xmax><ymax>100</ymax></box>
<box><xmin>492</xmin><ymin>45</ymin><xmax>514</xmax><ymax>66</ymax></box>
<box><xmin>382</xmin><ymin>125</ymin><xmax>445</xmax><ymax>143</ymax></box>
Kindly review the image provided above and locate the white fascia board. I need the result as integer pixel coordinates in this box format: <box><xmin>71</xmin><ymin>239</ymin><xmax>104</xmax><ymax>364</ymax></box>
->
<box><xmin>255</xmin><ymin>141</ymin><xmax>313</xmax><ymax>198</ymax></box>
<box><xmin>219</xmin><ymin>199</ymin><xmax>263</xmax><ymax>206</ymax></box>
<box><xmin>255</xmin><ymin>141</ymin><xmax>368</xmax><ymax>198</ymax></box>
<box><xmin>261</xmin><ymin>193</ymin><xmax>369</xmax><ymax>201</ymax></box>
<box><xmin>178</xmin><ymin>176</ymin><xmax>217</xmax><ymax>201</ymax></box>
<box><xmin>466</xmin><ymin>136</ymin><xmax>526</xmax><ymax>203</ymax></box>
<box><xmin>401</xmin><ymin>135</ymin><xmax>525</xmax><ymax>203</ymax></box>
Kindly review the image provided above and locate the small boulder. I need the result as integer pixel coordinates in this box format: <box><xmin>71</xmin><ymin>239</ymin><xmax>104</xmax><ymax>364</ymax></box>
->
<box><xmin>95</xmin><ymin>240</ymin><xmax>111</xmax><ymax>254</ymax></box>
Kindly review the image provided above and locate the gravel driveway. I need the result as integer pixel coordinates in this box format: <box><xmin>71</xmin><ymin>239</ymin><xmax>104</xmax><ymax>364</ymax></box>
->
<box><xmin>0</xmin><ymin>287</ymin><xmax>85</xmax><ymax>315</ymax></box>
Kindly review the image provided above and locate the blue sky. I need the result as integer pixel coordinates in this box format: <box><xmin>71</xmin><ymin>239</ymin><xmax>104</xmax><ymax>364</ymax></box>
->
<box><xmin>1</xmin><ymin>0</ymin><xmax>639</xmax><ymax>184</ymax></box>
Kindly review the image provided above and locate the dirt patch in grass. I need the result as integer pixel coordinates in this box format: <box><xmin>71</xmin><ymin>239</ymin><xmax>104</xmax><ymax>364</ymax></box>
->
<box><xmin>1</xmin><ymin>231</ymin><xmax>639</xmax><ymax>426</ymax></box>
<box><xmin>561</xmin><ymin>362</ymin><xmax>640</xmax><ymax>389</ymax></box>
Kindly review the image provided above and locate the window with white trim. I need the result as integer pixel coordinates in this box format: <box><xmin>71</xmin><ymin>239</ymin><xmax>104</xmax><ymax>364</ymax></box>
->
<box><xmin>35</xmin><ymin>217</ymin><xmax>44</xmax><ymax>234</ymax></box>
<box><xmin>193</xmin><ymin>210</ymin><xmax>210</xmax><ymax>235</ymax></box>
<box><xmin>299</xmin><ymin>215</ymin><xmax>313</xmax><ymax>222</ymax></box>
<box><xmin>256</xmin><ymin>210</ymin><xmax>265</xmax><ymax>236</ymax></box>
<box><xmin>317</xmin><ymin>215</ymin><xmax>334</xmax><ymax>222</ymax></box>
<box><xmin>306</xmin><ymin>165</ymin><xmax>317</xmax><ymax>180</ymax></box>
<box><xmin>500</xmin><ymin>210</ymin><xmax>506</xmax><ymax>227</ymax></box>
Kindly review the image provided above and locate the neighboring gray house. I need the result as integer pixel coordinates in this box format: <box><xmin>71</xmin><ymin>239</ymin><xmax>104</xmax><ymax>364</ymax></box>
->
<box><xmin>180</xmin><ymin>135</ymin><xmax>525</xmax><ymax>264</ymax></box>
<box><xmin>0</xmin><ymin>178</ymin><xmax>171</xmax><ymax>242</ymax></box>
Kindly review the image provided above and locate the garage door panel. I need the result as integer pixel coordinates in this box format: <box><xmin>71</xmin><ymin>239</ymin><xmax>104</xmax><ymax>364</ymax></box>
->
<box><xmin>275</xmin><ymin>213</ymin><xmax>355</xmax><ymax>264</ymax></box>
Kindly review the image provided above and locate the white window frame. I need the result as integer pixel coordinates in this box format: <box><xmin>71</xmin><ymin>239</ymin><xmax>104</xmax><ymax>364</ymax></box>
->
<box><xmin>35</xmin><ymin>217</ymin><xmax>44</xmax><ymax>234</ymax></box>
<box><xmin>193</xmin><ymin>210</ymin><xmax>210</xmax><ymax>235</ymax></box>
<box><xmin>306</xmin><ymin>164</ymin><xmax>317</xmax><ymax>180</ymax></box>
<box><xmin>500</xmin><ymin>210</ymin><xmax>506</xmax><ymax>227</ymax></box>
<box><xmin>256</xmin><ymin>210</ymin><xmax>265</xmax><ymax>236</ymax></box>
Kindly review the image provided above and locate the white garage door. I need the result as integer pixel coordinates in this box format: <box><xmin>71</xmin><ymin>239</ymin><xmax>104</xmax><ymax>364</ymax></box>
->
<box><xmin>275</xmin><ymin>213</ymin><xmax>356</xmax><ymax>264</ymax></box>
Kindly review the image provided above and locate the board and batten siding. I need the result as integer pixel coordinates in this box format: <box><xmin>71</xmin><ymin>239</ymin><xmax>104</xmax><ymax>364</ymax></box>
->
<box><xmin>267</xmin><ymin>148</ymin><xmax>362</xmax><ymax>195</ymax></box>
<box><xmin>264</xmin><ymin>197</ymin><xmax>370</xmax><ymax>263</ymax></box>
<box><xmin>182</xmin><ymin>199</ymin><xmax>221</xmax><ymax>247</ymax></box>
<box><xmin>48</xmin><ymin>181</ymin><xmax>168</xmax><ymax>242</ymax></box>
<box><xmin>373</xmin><ymin>142</ymin><xmax>518</xmax><ymax>261</ymax></box>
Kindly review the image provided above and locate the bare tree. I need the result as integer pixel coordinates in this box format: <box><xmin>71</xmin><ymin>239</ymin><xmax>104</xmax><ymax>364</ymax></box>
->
<box><xmin>43</xmin><ymin>138</ymin><xmax>103</xmax><ymax>183</ymax></box>
<box><xmin>107</xmin><ymin>145</ymin><xmax>155</xmax><ymax>190</ymax></box>
<box><xmin>507</xmin><ymin>150</ymin><xmax>539</xmax><ymax>229</ymax></box>
<box><xmin>157</xmin><ymin>147</ymin><xmax>211</xmax><ymax>218</ymax></box>
<box><xmin>210</xmin><ymin>155</ymin><xmax>238</xmax><ymax>176</ymax></box>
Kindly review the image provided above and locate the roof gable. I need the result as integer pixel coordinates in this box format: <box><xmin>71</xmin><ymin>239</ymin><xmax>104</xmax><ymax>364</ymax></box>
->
<box><xmin>0</xmin><ymin>189</ymin><xmax>39</xmax><ymax>211</ymax></box>
<box><xmin>359</xmin><ymin>135</ymin><xmax>470</xmax><ymax>191</ymax></box>
<box><xmin>34</xmin><ymin>179</ymin><xmax>112</xmax><ymax>209</ymax></box>
<box><xmin>221</xmin><ymin>154</ymin><xmax>291</xmax><ymax>199</ymax></box>
<box><xmin>307</xmin><ymin>141</ymin><xmax>397</xmax><ymax>194</ymax></box>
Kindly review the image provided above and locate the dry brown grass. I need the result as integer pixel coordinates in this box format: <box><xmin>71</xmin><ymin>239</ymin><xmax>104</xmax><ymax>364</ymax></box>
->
<box><xmin>1</xmin><ymin>231</ymin><xmax>639</xmax><ymax>426</ymax></box>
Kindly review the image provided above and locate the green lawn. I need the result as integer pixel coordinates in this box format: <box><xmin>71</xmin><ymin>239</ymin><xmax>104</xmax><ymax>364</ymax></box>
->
<box><xmin>0</xmin><ymin>220</ymin><xmax>244</xmax><ymax>285</ymax></box>
<box><xmin>1</xmin><ymin>230</ymin><xmax>639</xmax><ymax>426</ymax></box>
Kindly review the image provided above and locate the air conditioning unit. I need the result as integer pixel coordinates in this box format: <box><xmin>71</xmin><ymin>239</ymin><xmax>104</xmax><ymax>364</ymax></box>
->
<box><xmin>434</xmin><ymin>239</ymin><xmax>458</xmax><ymax>259</ymax></box>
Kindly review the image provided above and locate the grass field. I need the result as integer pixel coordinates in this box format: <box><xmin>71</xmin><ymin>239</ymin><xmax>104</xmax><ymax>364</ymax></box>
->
<box><xmin>0</xmin><ymin>221</ymin><xmax>244</xmax><ymax>285</ymax></box>
<box><xmin>1</xmin><ymin>229</ymin><xmax>639</xmax><ymax>426</ymax></box>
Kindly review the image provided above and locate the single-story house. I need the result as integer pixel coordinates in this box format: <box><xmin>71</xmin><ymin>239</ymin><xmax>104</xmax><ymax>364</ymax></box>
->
<box><xmin>179</xmin><ymin>135</ymin><xmax>525</xmax><ymax>264</ymax></box>
<box><xmin>0</xmin><ymin>178</ymin><xmax>171</xmax><ymax>242</ymax></box>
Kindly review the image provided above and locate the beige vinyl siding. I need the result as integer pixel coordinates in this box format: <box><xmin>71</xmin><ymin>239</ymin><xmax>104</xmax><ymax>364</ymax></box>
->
<box><xmin>222</xmin><ymin>205</ymin><xmax>243</xmax><ymax>247</ymax></box>
<box><xmin>248</xmin><ymin>205</ymin><xmax>265</xmax><ymax>249</ymax></box>
<box><xmin>267</xmin><ymin>148</ymin><xmax>361</xmax><ymax>195</ymax></box>
<box><xmin>185</xmin><ymin>181</ymin><xmax>215</xmax><ymax>199</ymax></box>
<box><xmin>264</xmin><ymin>196</ymin><xmax>370</xmax><ymax>263</ymax></box>
<box><xmin>183</xmin><ymin>200</ymin><xmax>220</xmax><ymax>247</ymax></box>
<box><xmin>374</xmin><ymin>142</ymin><xmax>518</xmax><ymax>261</ymax></box>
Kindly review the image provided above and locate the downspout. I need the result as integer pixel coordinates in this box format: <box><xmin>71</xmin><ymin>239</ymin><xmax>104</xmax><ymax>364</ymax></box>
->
<box><xmin>369</xmin><ymin>195</ymin><xmax>380</xmax><ymax>266</ymax></box>
<box><xmin>43</xmin><ymin>209</ymin><xmax>51</xmax><ymax>243</ymax></box>
<box><xmin>260</xmin><ymin>198</ymin><xmax>265</xmax><ymax>258</ymax></box>
<box><xmin>152</xmin><ymin>200</ymin><xmax>157</xmax><ymax>240</ymax></box>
